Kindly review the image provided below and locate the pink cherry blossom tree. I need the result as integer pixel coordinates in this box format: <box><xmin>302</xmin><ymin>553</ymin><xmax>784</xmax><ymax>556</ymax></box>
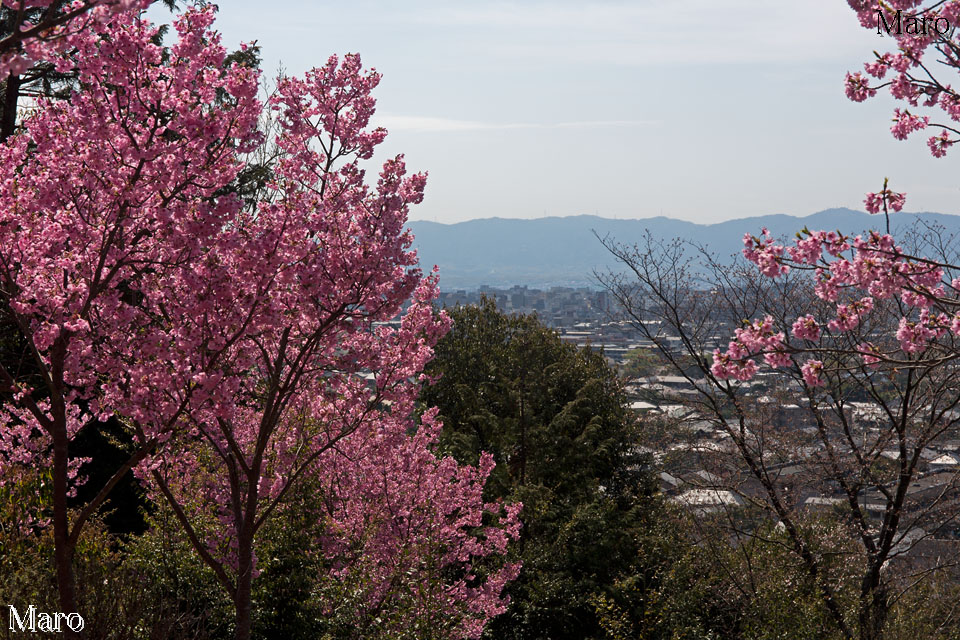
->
<box><xmin>599</xmin><ymin>5</ymin><xmax>960</xmax><ymax>638</ymax></box>
<box><xmin>106</xmin><ymin>52</ymin><xmax>520</xmax><ymax>640</ymax></box>
<box><xmin>0</xmin><ymin>2</ymin><xmax>261</xmax><ymax>621</ymax></box>
<box><xmin>77</xmin><ymin>48</ymin><xmax>517</xmax><ymax>638</ymax></box>
<box><xmin>601</xmin><ymin>228</ymin><xmax>960</xmax><ymax>639</ymax></box>
<box><xmin>317</xmin><ymin>417</ymin><xmax>522</xmax><ymax>639</ymax></box>
<box><xmin>121</xmin><ymin>55</ymin><xmax>517</xmax><ymax>638</ymax></box>
<box><xmin>845</xmin><ymin>0</ymin><xmax>960</xmax><ymax>160</ymax></box>
<box><xmin>2</xmin><ymin>5</ymin><xmax>519</xmax><ymax>636</ymax></box>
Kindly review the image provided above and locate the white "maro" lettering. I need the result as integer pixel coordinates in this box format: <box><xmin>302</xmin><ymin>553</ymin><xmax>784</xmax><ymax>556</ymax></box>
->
<box><xmin>8</xmin><ymin>605</ymin><xmax>84</xmax><ymax>633</ymax></box>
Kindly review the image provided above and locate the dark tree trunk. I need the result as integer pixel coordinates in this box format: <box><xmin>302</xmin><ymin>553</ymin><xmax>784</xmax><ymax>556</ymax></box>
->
<box><xmin>234</xmin><ymin>572</ymin><xmax>253</xmax><ymax>640</ymax></box>
<box><xmin>234</xmin><ymin>494</ymin><xmax>258</xmax><ymax>640</ymax></box>
<box><xmin>1</xmin><ymin>71</ymin><xmax>20</xmax><ymax>142</ymax></box>
<box><xmin>52</xmin><ymin>428</ymin><xmax>80</xmax><ymax>637</ymax></box>
<box><xmin>859</xmin><ymin>582</ymin><xmax>888</xmax><ymax>640</ymax></box>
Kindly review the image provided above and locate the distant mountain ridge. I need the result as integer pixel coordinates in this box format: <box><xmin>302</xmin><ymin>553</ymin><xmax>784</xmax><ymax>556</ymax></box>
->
<box><xmin>408</xmin><ymin>208</ymin><xmax>960</xmax><ymax>289</ymax></box>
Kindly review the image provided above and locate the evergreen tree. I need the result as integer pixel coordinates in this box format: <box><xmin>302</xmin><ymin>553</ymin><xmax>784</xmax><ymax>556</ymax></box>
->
<box><xmin>423</xmin><ymin>299</ymin><xmax>685</xmax><ymax>640</ymax></box>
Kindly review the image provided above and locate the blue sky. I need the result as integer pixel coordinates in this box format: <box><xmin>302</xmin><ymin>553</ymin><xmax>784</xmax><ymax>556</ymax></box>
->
<box><xmin>174</xmin><ymin>1</ymin><xmax>960</xmax><ymax>224</ymax></box>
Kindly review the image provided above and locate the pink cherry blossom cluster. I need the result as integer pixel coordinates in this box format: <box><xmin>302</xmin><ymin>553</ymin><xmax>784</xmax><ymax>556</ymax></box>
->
<box><xmin>896</xmin><ymin>310</ymin><xmax>949</xmax><ymax>353</ymax></box>
<box><xmin>857</xmin><ymin>341</ymin><xmax>883</xmax><ymax>367</ymax></box>
<box><xmin>718</xmin><ymin>198</ymin><xmax>960</xmax><ymax>385</ymax></box>
<box><xmin>0</xmin><ymin>4</ymin><xmax>520</xmax><ymax>633</ymax></box>
<box><xmin>928</xmin><ymin>129</ymin><xmax>954</xmax><ymax>157</ymax></box>
<box><xmin>792</xmin><ymin>314</ymin><xmax>821</xmax><ymax>341</ymax></box>
<box><xmin>845</xmin><ymin>71</ymin><xmax>878</xmax><ymax>102</ymax></box>
<box><xmin>318</xmin><ymin>408</ymin><xmax>521</xmax><ymax>638</ymax></box>
<box><xmin>742</xmin><ymin>229</ymin><xmax>954</xmax><ymax>345</ymax></box>
<box><xmin>846</xmin><ymin>0</ymin><xmax>960</xmax><ymax>158</ymax></box>
<box><xmin>801</xmin><ymin>360</ymin><xmax>825</xmax><ymax>387</ymax></box>
<box><xmin>742</xmin><ymin>228</ymin><xmax>789</xmax><ymax>277</ymax></box>
<box><xmin>864</xmin><ymin>187</ymin><xmax>906</xmax><ymax>214</ymax></box>
<box><xmin>890</xmin><ymin>108</ymin><xmax>929</xmax><ymax>140</ymax></box>
<box><xmin>827</xmin><ymin>296</ymin><xmax>874</xmax><ymax>332</ymax></box>
<box><xmin>711</xmin><ymin>315</ymin><xmax>790</xmax><ymax>380</ymax></box>
<box><xmin>0</xmin><ymin>0</ymin><xmax>151</xmax><ymax>77</ymax></box>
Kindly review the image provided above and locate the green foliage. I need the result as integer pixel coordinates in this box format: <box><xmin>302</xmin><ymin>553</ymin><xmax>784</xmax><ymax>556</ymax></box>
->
<box><xmin>422</xmin><ymin>299</ymin><xmax>679</xmax><ymax>639</ymax></box>
<box><xmin>620</xmin><ymin>347</ymin><xmax>663</xmax><ymax>379</ymax></box>
<box><xmin>123</xmin><ymin>506</ymin><xmax>234</xmax><ymax>640</ymax></box>
<box><xmin>250</xmin><ymin>480</ymin><xmax>327</xmax><ymax>640</ymax></box>
<box><xmin>424</xmin><ymin>299</ymin><xmax>635</xmax><ymax>497</ymax></box>
<box><xmin>0</xmin><ymin>506</ymin><xmax>230</xmax><ymax>640</ymax></box>
<box><xmin>0</xmin><ymin>475</ymin><xmax>57</xmax><ymax>639</ymax></box>
<box><xmin>591</xmin><ymin>514</ymin><xmax>732</xmax><ymax>640</ymax></box>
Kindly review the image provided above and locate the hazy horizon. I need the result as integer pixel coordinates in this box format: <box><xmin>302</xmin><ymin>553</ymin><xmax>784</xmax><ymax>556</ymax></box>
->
<box><xmin>407</xmin><ymin>206</ymin><xmax>955</xmax><ymax>226</ymax></box>
<box><xmin>156</xmin><ymin>2</ymin><xmax>960</xmax><ymax>224</ymax></box>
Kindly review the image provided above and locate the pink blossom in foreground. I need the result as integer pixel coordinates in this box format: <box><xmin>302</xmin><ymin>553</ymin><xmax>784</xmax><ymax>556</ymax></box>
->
<box><xmin>764</xmin><ymin>348</ymin><xmax>792</xmax><ymax>369</ymax></box>
<box><xmin>895</xmin><ymin>311</ymin><xmax>947</xmax><ymax>354</ymax></box>
<box><xmin>1</xmin><ymin>6</ymin><xmax>520</xmax><ymax>637</ymax></box>
<box><xmin>320</xmin><ymin>410</ymin><xmax>521</xmax><ymax>637</ymax></box>
<box><xmin>787</xmin><ymin>233</ymin><xmax>823</xmax><ymax>265</ymax></box>
<box><xmin>864</xmin><ymin>188</ymin><xmax>905</xmax><ymax>214</ymax></box>
<box><xmin>928</xmin><ymin>129</ymin><xmax>954</xmax><ymax>157</ymax></box>
<box><xmin>792</xmin><ymin>315</ymin><xmax>821</xmax><ymax>341</ymax></box>
<box><xmin>0</xmin><ymin>3</ymin><xmax>262</xmax><ymax>616</ymax></box>
<box><xmin>857</xmin><ymin>342</ymin><xmax>882</xmax><ymax>367</ymax></box>
<box><xmin>827</xmin><ymin>297</ymin><xmax>873</xmax><ymax>333</ymax></box>
<box><xmin>107</xmin><ymin>47</ymin><xmax>519</xmax><ymax>638</ymax></box>
<box><xmin>709</xmin><ymin>1</ymin><xmax>960</xmax><ymax>395</ymax></box>
<box><xmin>742</xmin><ymin>228</ymin><xmax>789</xmax><ymax>278</ymax></box>
<box><xmin>0</xmin><ymin>0</ymin><xmax>151</xmax><ymax>77</ymax></box>
<box><xmin>863</xmin><ymin>53</ymin><xmax>893</xmax><ymax>79</ymax></box>
<box><xmin>711</xmin><ymin>315</ymin><xmax>788</xmax><ymax>380</ymax></box>
<box><xmin>846</xmin><ymin>71</ymin><xmax>877</xmax><ymax>102</ymax></box>
<box><xmin>845</xmin><ymin>1</ymin><xmax>960</xmax><ymax>158</ymax></box>
<box><xmin>801</xmin><ymin>360</ymin><xmax>824</xmax><ymax>387</ymax></box>
<box><xmin>890</xmin><ymin>109</ymin><xmax>929</xmax><ymax>140</ymax></box>
<box><xmin>823</xmin><ymin>231</ymin><xmax>851</xmax><ymax>257</ymax></box>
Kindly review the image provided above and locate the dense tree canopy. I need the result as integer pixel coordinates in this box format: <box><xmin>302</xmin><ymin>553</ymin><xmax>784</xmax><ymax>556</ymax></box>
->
<box><xmin>0</xmin><ymin>5</ymin><xmax>519</xmax><ymax>639</ymax></box>
<box><xmin>422</xmin><ymin>300</ymin><xmax>694</xmax><ymax>640</ymax></box>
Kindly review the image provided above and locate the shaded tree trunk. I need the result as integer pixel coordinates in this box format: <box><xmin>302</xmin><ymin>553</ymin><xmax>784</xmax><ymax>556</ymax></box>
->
<box><xmin>52</xmin><ymin>428</ymin><xmax>80</xmax><ymax>637</ymax></box>
<box><xmin>859</xmin><ymin>582</ymin><xmax>888</xmax><ymax>640</ymax></box>
<box><xmin>234</xmin><ymin>569</ymin><xmax>253</xmax><ymax>640</ymax></box>
<box><xmin>1</xmin><ymin>71</ymin><xmax>20</xmax><ymax>142</ymax></box>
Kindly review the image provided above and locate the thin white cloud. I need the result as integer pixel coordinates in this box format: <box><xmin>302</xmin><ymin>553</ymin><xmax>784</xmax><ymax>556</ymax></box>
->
<box><xmin>401</xmin><ymin>0</ymin><xmax>881</xmax><ymax>66</ymax></box>
<box><xmin>218</xmin><ymin>1</ymin><xmax>882</xmax><ymax>71</ymax></box>
<box><xmin>375</xmin><ymin>115</ymin><xmax>660</xmax><ymax>132</ymax></box>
